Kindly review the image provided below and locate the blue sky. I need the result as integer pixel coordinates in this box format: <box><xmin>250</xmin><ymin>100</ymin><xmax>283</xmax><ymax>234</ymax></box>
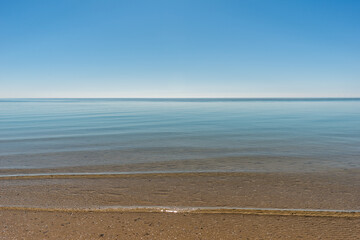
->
<box><xmin>1</xmin><ymin>0</ymin><xmax>359</xmax><ymax>98</ymax></box>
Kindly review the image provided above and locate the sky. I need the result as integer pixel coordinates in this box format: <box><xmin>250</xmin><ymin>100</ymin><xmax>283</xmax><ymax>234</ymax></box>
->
<box><xmin>0</xmin><ymin>0</ymin><xmax>359</xmax><ymax>98</ymax></box>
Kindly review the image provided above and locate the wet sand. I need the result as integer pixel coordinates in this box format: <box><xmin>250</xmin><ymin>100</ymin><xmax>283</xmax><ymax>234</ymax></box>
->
<box><xmin>1</xmin><ymin>171</ymin><xmax>360</xmax><ymax>209</ymax></box>
<box><xmin>1</xmin><ymin>170</ymin><xmax>360</xmax><ymax>239</ymax></box>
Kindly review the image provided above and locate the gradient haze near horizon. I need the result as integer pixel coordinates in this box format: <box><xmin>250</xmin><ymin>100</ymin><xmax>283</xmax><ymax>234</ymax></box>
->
<box><xmin>1</xmin><ymin>0</ymin><xmax>359</xmax><ymax>98</ymax></box>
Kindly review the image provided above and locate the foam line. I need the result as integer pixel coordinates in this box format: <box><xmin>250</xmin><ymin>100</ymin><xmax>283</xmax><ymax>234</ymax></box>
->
<box><xmin>1</xmin><ymin>205</ymin><xmax>359</xmax><ymax>218</ymax></box>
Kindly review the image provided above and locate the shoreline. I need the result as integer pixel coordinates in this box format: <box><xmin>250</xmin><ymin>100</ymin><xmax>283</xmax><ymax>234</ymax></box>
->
<box><xmin>2</xmin><ymin>171</ymin><xmax>360</xmax><ymax>210</ymax></box>
<box><xmin>2</xmin><ymin>170</ymin><xmax>360</xmax><ymax>239</ymax></box>
<box><xmin>1</xmin><ymin>165</ymin><xmax>359</xmax><ymax>178</ymax></box>
<box><xmin>1</xmin><ymin>205</ymin><xmax>360</xmax><ymax>218</ymax></box>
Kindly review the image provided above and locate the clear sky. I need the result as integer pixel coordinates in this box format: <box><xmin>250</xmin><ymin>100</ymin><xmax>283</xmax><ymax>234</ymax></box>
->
<box><xmin>1</xmin><ymin>0</ymin><xmax>359</xmax><ymax>98</ymax></box>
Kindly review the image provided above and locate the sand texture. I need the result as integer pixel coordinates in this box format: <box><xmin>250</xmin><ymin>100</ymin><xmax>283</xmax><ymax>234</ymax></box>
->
<box><xmin>1</xmin><ymin>171</ymin><xmax>360</xmax><ymax>239</ymax></box>
<box><xmin>1</xmin><ymin>171</ymin><xmax>360</xmax><ymax>209</ymax></box>
<box><xmin>1</xmin><ymin>210</ymin><xmax>360</xmax><ymax>240</ymax></box>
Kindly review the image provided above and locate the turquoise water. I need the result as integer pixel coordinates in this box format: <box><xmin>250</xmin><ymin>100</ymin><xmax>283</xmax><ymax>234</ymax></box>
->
<box><xmin>0</xmin><ymin>98</ymin><xmax>360</xmax><ymax>172</ymax></box>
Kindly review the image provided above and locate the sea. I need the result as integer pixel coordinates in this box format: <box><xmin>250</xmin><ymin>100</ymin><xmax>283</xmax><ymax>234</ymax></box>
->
<box><xmin>1</xmin><ymin>98</ymin><xmax>360</xmax><ymax>174</ymax></box>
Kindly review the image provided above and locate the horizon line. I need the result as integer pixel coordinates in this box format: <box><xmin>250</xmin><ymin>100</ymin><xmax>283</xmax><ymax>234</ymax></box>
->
<box><xmin>1</xmin><ymin>97</ymin><xmax>360</xmax><ymax>99</ymax></box>
<box><xmin>2</xmin><ymin>97</ymin><xmax>360</xmax><ymax>101</ymax></box>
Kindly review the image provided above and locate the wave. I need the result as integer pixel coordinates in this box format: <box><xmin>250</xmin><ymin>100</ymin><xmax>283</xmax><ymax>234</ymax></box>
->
<box><xmin>1</xmin><ymin>205</ymin><xmax>359</xmax><ymax>218</ymax></box>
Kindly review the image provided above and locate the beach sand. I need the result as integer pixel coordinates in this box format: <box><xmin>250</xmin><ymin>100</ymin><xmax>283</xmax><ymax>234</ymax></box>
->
<box><xmin>1</xmin><ymin>210</ymin><xmax>360</xmax><ymax>240</ymax></box>
<box><xmin>1</xmin><ymin>170</ymin><xmax>360</xmax><ymax>239</ymax></box>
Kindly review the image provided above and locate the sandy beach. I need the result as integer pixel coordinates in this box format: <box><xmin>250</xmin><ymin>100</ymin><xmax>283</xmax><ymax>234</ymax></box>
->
<box><xmin>1</xmin><ymin>210</ymin><xmax>360</xmax><ymax>240</ymax></box>
<box><xmin>1</xmin><ymin>170</ymin><xmax>360</xmax><ymax>239</ymax></box>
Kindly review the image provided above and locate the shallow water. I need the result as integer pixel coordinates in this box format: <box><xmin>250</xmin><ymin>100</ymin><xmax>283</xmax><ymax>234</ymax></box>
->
<box><xmin>1</xmin><ymin>98</ymin><xmax>360</xmax><ymax>173</ymax></box>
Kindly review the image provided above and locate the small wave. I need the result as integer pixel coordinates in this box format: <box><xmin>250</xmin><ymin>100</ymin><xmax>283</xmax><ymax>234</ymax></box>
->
<box><xmin>0</xmin><ymin>205</ymin><xmax>359</xmax><ymax>218</ymax></box>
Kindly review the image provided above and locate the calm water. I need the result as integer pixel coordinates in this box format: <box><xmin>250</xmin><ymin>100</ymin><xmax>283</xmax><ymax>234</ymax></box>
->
<box><xmin>1</xmin><ymin>98</ymin><xmax>360</xmax><ymax>173</ymax></box>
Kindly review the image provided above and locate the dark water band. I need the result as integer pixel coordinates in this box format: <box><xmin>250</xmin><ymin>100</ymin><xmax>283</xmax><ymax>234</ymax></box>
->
<box><xmin>0</xmin><ymin>171</ymin><xmax>271</xmax><ymax>180</ymax></box>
